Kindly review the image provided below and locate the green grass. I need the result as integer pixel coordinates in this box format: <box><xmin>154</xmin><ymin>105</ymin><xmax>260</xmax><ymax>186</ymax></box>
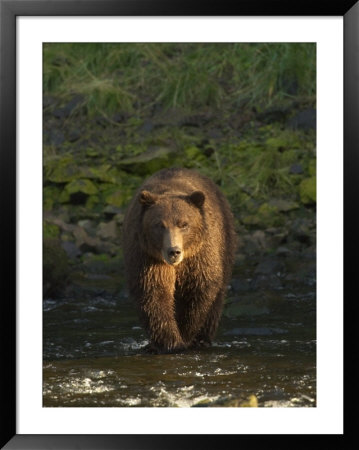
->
<box><xmin>43</xmin><ymin>43</ymin><xmax>316</xmax><ymax>218</ymax></box>
<box><xmin>185</xmin><ymin>125</ymin><xmax>315</xmax><ymax>210</ymax></box>
<box><xmin>43</xmin><ymin>43</ymin><xmax>316</xmax><ymax>117</ymax></box>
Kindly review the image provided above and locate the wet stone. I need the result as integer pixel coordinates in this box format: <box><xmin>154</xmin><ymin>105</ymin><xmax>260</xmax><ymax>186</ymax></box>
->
<box><xmin>61</xmin><ymin>240</ymin><xmax>82</xmax><ymax>260</ymax></box>
<box><xmin>230</xmin><ymin>278</ymin><xmax>251</xmax><ymax>292</ymax></box>
<box><xmin>276</xmin><ymin>246</ymin><xmax>292</xmax><ymax>257</ymax></box>
<box><xmin>103</xmin><ymin>205</ymin><xmax>123</xmax><ymax>219</ymax></box>
<box><xmin>287</xmin><ymin>108</ymin><xmax>316</xmax><ymax>130</ymax></box>
<box><xmin>254</xmin><ymin>258</ymin><xmax>285</xmax><ymax>275</ymax></box>
<box><xmin>96</xmin><ymin>221</ymin><xmax>118</xmax><ymax>241</ymax></box>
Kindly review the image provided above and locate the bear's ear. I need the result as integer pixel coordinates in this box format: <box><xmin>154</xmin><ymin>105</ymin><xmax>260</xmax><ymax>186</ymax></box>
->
<box><xmin>189</xmin><ymin>191</ymin><xmax>205</xmax><ymax>208</ymax></box>
<box><xmin>139</xmin><ymin>190</ymin><xmax>158</xmax><ymax>206</ymax></box>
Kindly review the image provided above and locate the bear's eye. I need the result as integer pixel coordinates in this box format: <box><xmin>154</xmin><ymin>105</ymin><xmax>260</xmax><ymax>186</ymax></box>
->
<box><xmin>178</xmin><ymin>222</ymin><xmax>189</xmax><ymax>230</ymax></box>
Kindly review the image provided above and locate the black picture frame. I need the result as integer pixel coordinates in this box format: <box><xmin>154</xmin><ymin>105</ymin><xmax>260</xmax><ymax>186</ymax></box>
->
<box><xmin>1</xmin><ymin>0</ymin><xmax>356</xmax><ymax>448</ymax></box>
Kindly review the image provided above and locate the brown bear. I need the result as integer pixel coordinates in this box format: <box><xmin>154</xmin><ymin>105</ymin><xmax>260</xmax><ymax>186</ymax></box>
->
<box><xmin>123</xmin><ymin>168</ymin><xmax>237</xmax><ymax>353</ymax></box>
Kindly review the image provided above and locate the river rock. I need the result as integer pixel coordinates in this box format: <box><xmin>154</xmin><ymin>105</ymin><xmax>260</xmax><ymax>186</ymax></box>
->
<box><xmin>254</xmin><ymin>258</ymin><xmax>285</xmax><ymax>275</ymax></box>
<box><xmin>96</xmin><ymin>220</ymin><xmax>118</xmax><ymax>241</ymax></box>
<box><xmin>192</xmin><ymin>394</ymin><xmax>258</xmax><ymax>407</ymax></box>
<box><xmin>103</xmin><ymin>205</ymin><xmax>123</xmax><ymax>219</ymax></box>
<box><xmin>230</xmin><ymin>278</ymin><xmax>251</xmax><ymax>293</ymax></box>
<box><xmin>276</xmin><ymin>246</ymin><xmax>292</xmax><ymax>257</ymax></box>
<box><xmin>105</xmin><ymin>189</ymin><xmax>128</xmax><ymax>208</ymax></box>
<box><xmin>268</xmin><ymin>199</ymin><xmax>299</xmax><ymax>212</ymax></box>
<box><xmin>118</xmin><ymin>146</ymin><xmax>174</xmax><ymax>175</ymax></box>
<box><xmin>45</xmin><ymin>154</ymin><xmax>78</xmax><ymax>183</ymax></box>
<box><xmin>64</xmin><ymin>178</ymin><xmax>98</xmax><ymax>196</ymax></box>
<box><xmin>43</xmin><ymin>238</ymin><xmax>69</xmax><ymax>297</ymax></box>
<box><xmin>287</xmin><ymin>108</ymin><xmax>316</xmax><ymax>130</ymax></box>
<box><xmin>61</xmin><ymin>240</ymin><xmax>82</xmax><ymax>260</ymax></box>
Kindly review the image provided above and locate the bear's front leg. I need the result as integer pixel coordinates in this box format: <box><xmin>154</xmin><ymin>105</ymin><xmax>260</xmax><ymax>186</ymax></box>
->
<box><xmin>137</xmin><ymin>263</ymin><xmax>186</xmax><ymax>353</ymax></box>
<box><xmin>190</xmin><ymin>290</ymin><xmax>226</xmax><ymax>348</ymax></box>
<box><xmin>176</xmin><ymin>283</ymin><xmax>223</xmax><ymax>348</ymax></box>
<box><xmin>141</xmin><ymin>291</ymin><xmax>186</xmax><ymax>353</ymax></box>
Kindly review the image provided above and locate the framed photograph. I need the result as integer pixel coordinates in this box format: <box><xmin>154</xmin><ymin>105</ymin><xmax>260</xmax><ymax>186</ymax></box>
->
<box><xmin>1</xmin><ymin>0</ymin><xmax>356</xmax><ymax>448</ymax></box>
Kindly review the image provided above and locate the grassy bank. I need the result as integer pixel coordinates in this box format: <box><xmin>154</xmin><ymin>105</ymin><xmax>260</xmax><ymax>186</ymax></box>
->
<box><xmin>44</xmin><ymin>43</ymin><xmax>315</xmax><ymax>116</ymax></box>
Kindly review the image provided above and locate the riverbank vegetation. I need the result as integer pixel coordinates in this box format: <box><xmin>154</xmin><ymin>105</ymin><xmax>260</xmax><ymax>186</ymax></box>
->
<box><xmin>43</xmin><ymin>43</ymin><xmax>316</xmax><ymax>296</ymax></box>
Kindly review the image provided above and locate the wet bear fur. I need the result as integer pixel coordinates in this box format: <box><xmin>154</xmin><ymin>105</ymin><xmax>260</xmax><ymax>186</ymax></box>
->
<box><xmin>123</xmin><ymin>168</ymin><xmax>237</xmax><ymax>353</ymax></box>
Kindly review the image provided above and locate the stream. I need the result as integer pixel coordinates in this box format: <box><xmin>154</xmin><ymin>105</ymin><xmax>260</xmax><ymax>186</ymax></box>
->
<box><xmin>43</xmin><ymin>280</ymin><xmax>316</xmax><ymax>407</ymax></box>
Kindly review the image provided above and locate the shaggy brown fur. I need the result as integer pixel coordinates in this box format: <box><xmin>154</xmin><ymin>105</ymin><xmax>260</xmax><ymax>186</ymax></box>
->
<box><xmin>123</xmin><ymin>168</ymin><xmax>237</xmax><ymax>353</ymax></box>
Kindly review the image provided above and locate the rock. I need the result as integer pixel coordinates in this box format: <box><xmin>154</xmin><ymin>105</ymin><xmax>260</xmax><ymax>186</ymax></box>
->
<box><xmin>241</xmin><ymin>230</ymin><xmax>268</xmax><ymax>254</ymax></box>
<box><xmin>77</xmin><ymin>219</ymin><xmax>96</xmax><ymax>236</ymax></box>
<box><xmin>45</xmin><ymin>154</ymin><xmax>78</xmax><ymax>183</ymax></box>
<box><xmin>290</xmin><ymin>218</ymin><xmax>314</xmax><ymax>246</ymax></box>
<box><xmin>43</xmin><ymin>238</ymin><xmax>69</xmax><ymax>297</ymax></box>
<box><xmin>81</xmin><ymin>165</ymin><xmax>120</xmax><ymax>183</ymax></box>
<box><xmin>287</xmin><ymin>108</ymin><xmax>316</xmax><ymax>130</ymax></box>
<box><xmin>192</xmin><ymin>394</ymin><xmax>258</xmax><ymax>407</ymax></box>
<box><xmin>103</xmin><ymin>205</ymin><xmax>123</xmax><ymax>219</ymax></box>
<box><xmin>96</xmin><ymin>221</ymin><xmax>118</xmax><ymax>240</ymax></box>
<box><xmin>257</xmin><ymin>105</ymin><xmax>290</xmax><ymax>123</ymax></box>
<box><xmin>59</xmin><ymin>179</ymin><xmax>98</xmax><ymax>205</ymax></box>
<box><xmin>254</xmin><ymin>258</ymin><xmax>284</xmax><ymax>275</ymax></box>
<box><xmin>105</xmin><ymin>189</ymin><xmax>128</xmax><ymax>208</ymax></box>
<box><xmin>251</xmin><ymin>274</ymin><xmax>283</xmax><ymax>290</ymax></box>
<box><xmin>290</xmin><ymin>163</ymin><xmax>304</xmax><ymax>174</ymax></box>
<box><xmin>61</xmin><ymin>240</ymin><xmax>81</xmax><ymax>259</ymax></box>
<box><xmin>44</xmin><ymin>215</ymin><xmax>117</xmax><ymax>256</ymax></box>
<box><xmin>299</xmin><ymin>177</ymin><xmax>316</xmax><ymax>205</ymax></box>
<box><xmin>114</xmin><ymin>213</ymin><xmax>125</xmax><ymax>225</ymax></box>
<box><xmin>45</xmin><ymin>157</ymin><xmax>119</xmax><ymax>185</ymax></box>
<box><xmin>81</xmin><ymin>253</ymin><xmax>124</xmax><ymax>275</ymax></box>
<box><xmin>251</xmin><ymin>230</ymin><xmax>267</xmax><ymax>248</ymax></box>
<box><xmin>73</xmin><ymin>226</ymin><xmax>116</xmax><ymax>255</ymax></box>
<box><xmin>230</xmin><ymin>278</ymin><xmax>251</xmax><ymax>292</ymax></box>
<box><xmin>118</xmin><ymin>146</ymin><xmax>174</xmax><ymax>175</ymax></box>
<box><xmin>268</xmin><ymin>199</ymin><xmax>299</xmax><ymax>212</ymax></box>
<box><xmin>65</xmin><ymin>179</ymin><xmax>98</xmax><ymax>196</ymax></box>
<box><xmin>276</xmin><ymin>246</ymin><xmax>292</xmax><ymax>257</ymax></box>
<box><xmin>242</xmin><ymin>203</ymin><xmax>284</xmax><ymax>228</ymax></box>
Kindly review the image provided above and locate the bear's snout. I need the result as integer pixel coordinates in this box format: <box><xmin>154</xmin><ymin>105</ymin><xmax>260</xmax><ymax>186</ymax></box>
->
<box><xmin>167</xmin><ymin>246</ymin><xmax>182</xmax><ymax>263</ymax></box>
<box><xmin>162</xmin><ymin>228</ymin><xmax>184</xmax><ymax>265</ymax></box>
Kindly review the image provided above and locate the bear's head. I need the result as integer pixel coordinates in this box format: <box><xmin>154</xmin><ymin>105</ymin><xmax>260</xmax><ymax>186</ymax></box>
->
<box><xmin>139</xmin><ymin>190</ymin><xmax>205</xmax><ymax>265</ymax></box>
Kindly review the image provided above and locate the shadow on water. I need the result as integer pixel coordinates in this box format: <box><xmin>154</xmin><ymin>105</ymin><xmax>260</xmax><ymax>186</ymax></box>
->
<box><xmin>43</xmin><ymin>280</ymin><xmax>316</xmax><ymax>407</ymax></box>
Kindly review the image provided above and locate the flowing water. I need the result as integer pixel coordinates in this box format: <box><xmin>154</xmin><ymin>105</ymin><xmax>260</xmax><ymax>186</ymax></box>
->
<box><xmin>43</xmin><ymin>282</ymin><xmax>316</xmax><ymax>408</ymax></box>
